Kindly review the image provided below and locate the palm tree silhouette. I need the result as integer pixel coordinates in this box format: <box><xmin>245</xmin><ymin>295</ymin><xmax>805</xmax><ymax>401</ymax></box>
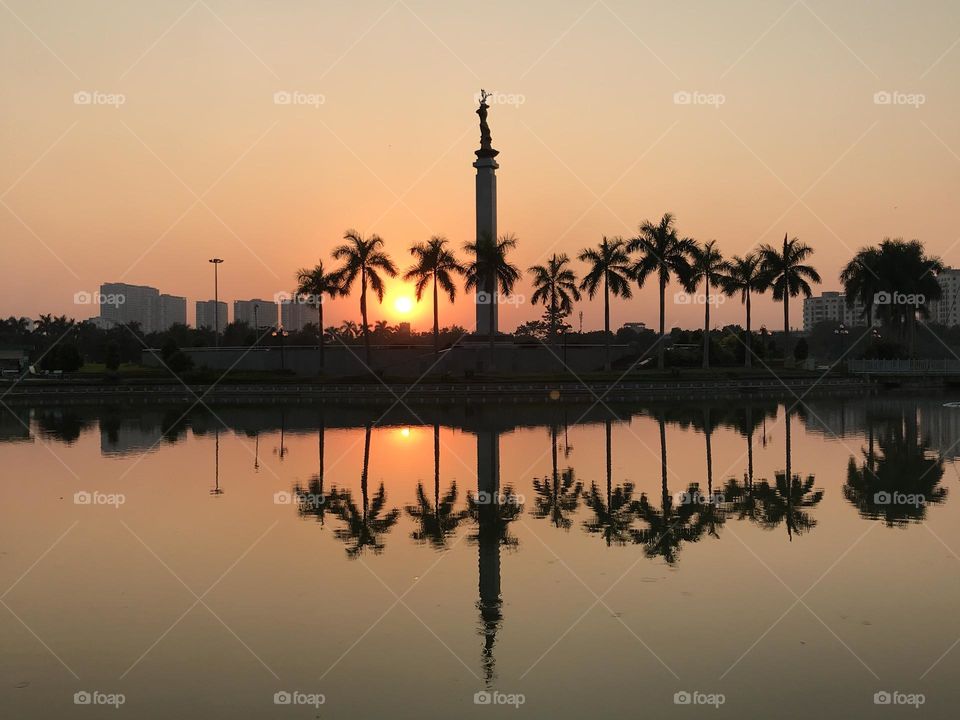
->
<box><xmin>844</xmin><ymin>415</ymin><xmax>946</xmax><ymax>526</ymax></box>
<box><xmin>405</xmin><ymin>424</ymin><xmax>468</xmax><ymax>547</ymax></box>
<box><xmin>582</xmin><ymin>419</ymin><xmax>636</xmax><ymax>545</ymax></box>
<box><xmin>840</xmin><ymin>246</ymin><xmax>882</xmax><ymax>328</ymax></box>
<box><xmin>688</xmin><ymin>239</ymin><xmax>726</xmax><ymax>369</ymax></box>
<box><xmin>720</xmin><ymin>252</ymin><xmax>767</xmax><ymax>368</ymax></box>
<box><xmin>529</xmin><ymin>254</ymin><xmax>581</xmax><ymax>342</ymax></box>
<box><xmin>294</xmin><ymin>419</ymin><xmax>330</xmax><ymax>527</ymax></box>
<box><xmin>630</xmin><ymin>213</ymin><xmax>696</xmax><ymax>369</ymax></box>
<box><xmin>327</xmin><ymin>423</ymin><xmax>400</xmax><ymax>557</ymax></box>
<box><xmin>630</xmin><ymin>413</ymin><xmax>703</xmax><ymax>564</ymax></box>
<box><xmin>464</xmin><ymin>233</ymin><xmax>522</xmax><ymax>370</ymax></box>
<box><xmin>753</xmin><ymin>408</ymin><xmax>823</xmax><ymax>540</ymax></box>
<box><xmin>295</xmin><ymin>259</ymin><xmax>343</xmax><ymax>370</ymax></box>
<box><xmin>404</xmin><ymin>236</ymin><xmax>464</xmax><ymax>358</ymax></box>
<box><xmin>758</xmin><ymin>234</ymin><xmax>821</xmax><ymax>363</ymax></box>
<box><xmin>531</xmin><ymin>424</ymin><xmax>582</xmax><ymax>530</ymax></box>
<box><xmin>332</xmin><ymin>230</ymin><xmax>398</xmax><ymax>364</ymax></box>
<box><xmin>578</xmin><ymin>237</ymin><xmax>633</xmax><ymax>371</ymax></box>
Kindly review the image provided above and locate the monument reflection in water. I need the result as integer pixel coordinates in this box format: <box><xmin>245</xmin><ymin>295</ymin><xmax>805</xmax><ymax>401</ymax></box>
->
<box><xmin>3</xmin><ymin>394</ymin><xmax>959</xmax><ymax>718</ymax></box>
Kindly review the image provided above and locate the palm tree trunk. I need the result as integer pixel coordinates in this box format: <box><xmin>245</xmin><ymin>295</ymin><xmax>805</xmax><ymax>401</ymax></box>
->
<box><xmin>605</xmin><ymin>419</ymin><xmax>612</xmax><ymax>508</ymax></box>
<box><xmin>434</xmin><ymin>423</ymin><xmax>440</xmax><ymax>512</ymax></box>
<box><xmin>704</xmin><ymin>408</ymin><xmax>713</xmax><ymax>496</ymax></box>
<box><xmin>361</xmin><ymin>423</ymin><xmax>372</xmax><ymax>517</ymax></box>
<box><xmin>603</xmin><ymin>275</ymin><xmax>611</xmax><ymax>372</ymax></box>
<box><xmin>745</xmin><ymin>291</ymin><xmax>752</xmax><ymax>369</ymax></box>
<box><xmin>659</xmin><ymin>414</ymin><xmax>668</xmax><ymax>502</ymax></box>
<box><xmin>784</xmin><ymin>406</ymin><xmax>792</xmax><ymax>541</ymax></box>
<box><xmin>702</xmin><ymin>278</ymin><xmax>710</xmax><ymax>369</ymax></box>
<box><xmin>746</xmin><ymin>406</ymin><xmax>754</xmax><ymax>486</ymax></box>
<box><xmin>658</xmin><ymin>276</ymin><xmax>666</xmax><ymax>370</ymax></box>
<box><xmin>783</xmin><ymin>294</ymin><xmax>791</xmax><ymax>367</ymax></box>
<box><xmin>360</xmin><ymin>269</ymin><xmax>370</xmax><ymax>366</ymax></box>
<box><xmin>432</xmin><ymin>274</ymin><xmax>440</xmax><ymax>359</ymax></box>
<box><xmin>318</xmin><ymin>300</ymin><xmax>325</xmax><ymax>370</ymax></box>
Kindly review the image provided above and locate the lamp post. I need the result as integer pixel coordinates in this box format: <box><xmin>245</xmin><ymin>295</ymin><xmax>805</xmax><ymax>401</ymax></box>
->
<box><xmin>209</xmin><ymin>258</ymin><xmax>224</xmax><ymax>346</ymax></box>
<box><xmin>272</xmin><ymin>326</ymin><xmax>289</xmax><ymax>371</ymax></box>
<box><xmin>253</xmin><ymin>303</ymin><xmax>260</xmax><ymax>346</ymax></box>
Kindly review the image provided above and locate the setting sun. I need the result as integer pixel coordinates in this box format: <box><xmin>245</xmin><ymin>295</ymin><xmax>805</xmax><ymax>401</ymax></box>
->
<box><xmin>393</xmin><ymin>296</ymin><xmax>414</xmax><ymax>315</ymax></box>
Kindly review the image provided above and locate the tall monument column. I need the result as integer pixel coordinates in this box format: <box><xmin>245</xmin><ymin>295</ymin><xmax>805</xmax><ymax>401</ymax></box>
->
<box><xmin>474</xmin><ymin>90</ymin><xmax>499</xmax><ymax>336</ymax></box>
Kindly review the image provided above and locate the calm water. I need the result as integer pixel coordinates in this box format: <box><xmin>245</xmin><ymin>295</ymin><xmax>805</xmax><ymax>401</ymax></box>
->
<box><xmin>2</xmin><ymin>395</ymin><xmax>959</xmax><ymax>718</ymax></box>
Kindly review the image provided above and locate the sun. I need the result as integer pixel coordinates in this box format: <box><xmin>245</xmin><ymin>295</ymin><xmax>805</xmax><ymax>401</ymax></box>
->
<box><xmin>393</xmin><ymin>296</ymin><xmax>414</xmax><ymax>315</ymax></box>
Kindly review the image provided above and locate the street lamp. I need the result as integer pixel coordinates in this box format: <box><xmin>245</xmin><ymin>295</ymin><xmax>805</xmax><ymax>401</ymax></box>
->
<box><xmin>272</xmin><ymin>325</ymin><xmax>290</xmax><ymax>371</ymax></box>
<box><xmin>208</xmin><ymin>258</ymin><xmax>224</xmax><ymax>346</ymax></box>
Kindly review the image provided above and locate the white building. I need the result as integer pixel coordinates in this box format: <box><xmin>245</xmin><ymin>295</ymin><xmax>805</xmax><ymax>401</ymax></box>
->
<box><xmin>280</xmin><ymin>299</ymin><xmax>315</xmax><ymax>332</ymax></box>
<box><xmin>233</xmin><ymin>299</ymin><xmax>278</xmax><ymax>329</ymax></box>
<box><xmin>803</xmin><ymin>292</ymin><xmax>876</xmax><ymax>331</ymax></box>
<box><xmin>99</xmin><ymin>282</ymin><xmax>160</xmax><ymax>333</ymax></box>
<box><xmin>926</xmin><ymin>267</ymin><xmax>960</xmax><ymax>327</ymax></box>
<box><xmin>158</xmin><ymin>294</ymin><xmax>186</xmax><ymax>330</ymax></box>
<box><xmin>196</xmin><ymin>300</ymin><xmax>228</xmax><ymax>332</ymax></box>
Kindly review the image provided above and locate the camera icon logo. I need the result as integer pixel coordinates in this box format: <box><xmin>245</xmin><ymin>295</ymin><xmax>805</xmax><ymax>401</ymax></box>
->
<box><xmin>873</xmin><ymin>291</ymin><xmax>891</xmax><ymax>305</ymax></box>
<box><xmin>673</xmin><ymin>292</ymin><xmax>691</xmax><ymax>305</ymax></box>
<box><xmin>74</xmin><ymin>491</ymin><xmax>92</xmax><ymax>505</ymax></box>
<box><xmin>475</xmin><ymin>291</ymin><xmax>492</xmax><ymax>305</ymax></box>
<box><xmin>74</xmin><ymin>691</ymin><xmax>92</xmax><ymax>705</ymax></box>
<box><xmin>273</xmin><ymin>91</ymin><xmax>292</xmax><ymax>105</ymax></box>
<box><xmin>673</xmin><ymin>91</ymin><xmax>692</xmax><ymax>105</ymax></box>
<box><xmin>674</xmin><ymin>691</ymin><xmax>692</xmax><ymax>705</ymax></box>
<box><xmin>873</xmin><ymin>91</ymin><xmax>892</xmax><ymax>105</ymax></box>
<box><xmin>73</xmin><ymin>91</ymin><xmax>92</xmax><ymax>105</ymax></box>
<box><xmin>874</xmin><ymin>691</ymin><xmax>892</xmax><ymax>705</ymax></box>
<box><xmin>73</xmin><ymin>291</ymin><xmax>93</xmax><ymax>304</ymax></box>
<box><xmin>474</xmin><ymin>691</ymin><xmax>492</xmax><ymax>705</ymax></box>
<box><xmin>874</xmin><ymin>491</ymin><xmax>891</xmax><ymax>505</ymax></box>
<box><xmin>273</xmin><ymin>491</ymin><xmax>293</xmax><ymax>505</ymax></box>
<box><xmin>274</xmin><ymin>690</ymin><xmax>292</xmax><ymax>705</ymax></box>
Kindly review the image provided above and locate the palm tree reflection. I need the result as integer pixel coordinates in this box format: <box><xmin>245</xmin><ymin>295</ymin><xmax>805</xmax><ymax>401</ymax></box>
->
<box><xmin>295</xmin><ymin>418</ymin><xmax>330</xmax><ymax>528</ymax></box>
<box><xmin>844</xmin><ymin>414</ymin><xmax>945</xmax><ymax>525</ymax></box>
<box><xmin>583</xmin><ymin>419</ymin><xmax>636</xmax><ymax>545</ymax></box>
<box><xmin>327</xmin><ymin>423</ymin><xmax>399</xmax><ymax>558</ymax></box>
<box><xmin>532</xmin><ymin>424</ymin><xmax>582</xmax><ymax>530</ymax></box>
<box><xmin>406</xmin><ymin>424</ymin><xmax>468</xmax><ymax>548</ymax></box>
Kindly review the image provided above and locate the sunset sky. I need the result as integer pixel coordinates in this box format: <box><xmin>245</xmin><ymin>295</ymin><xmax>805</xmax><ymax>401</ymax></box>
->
<box><xmin>2</xmin><ymin>0</ymin><xmax>959</xmax><ymax>332</ymax></box>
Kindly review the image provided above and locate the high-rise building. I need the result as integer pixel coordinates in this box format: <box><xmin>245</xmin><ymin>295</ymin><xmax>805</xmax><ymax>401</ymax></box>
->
<box><xmin>233</xmin><ymin>299</ymin><xmax>278</xmax><ymax>329</ymax></box>
<box><xmin>196</xmin><ymin>300</ymin><xmax>228</xmax><ymax>332</ymax></box>
<box><xmin>99</xmin><ymin>282</ymin><xmax>160</xmax><ymax>332</ymax></box>
<box><xmin>280</xmin><ymin>299</ymin><xmax>315</xmax><ymax>332</ymax></box>
<box><xmin>927</xmin><ymin>268</ymin><xmax>960</xmax><ymax>327</ymax></box>
<box><xmin>158</xmin><ymin>294</ymin><xmax>186</xmax><ymax>330</ymax></box>
<box><xmin>802</xmin><ymin>292</ymin><xmax>876</xmax><ymax>331</ymax></box>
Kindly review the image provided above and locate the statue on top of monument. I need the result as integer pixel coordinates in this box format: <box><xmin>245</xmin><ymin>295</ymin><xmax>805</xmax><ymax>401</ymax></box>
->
<box><xmin>477</xmin><ymin>89</ymin><xmax>493</xmax><ymax>151</ymax></box>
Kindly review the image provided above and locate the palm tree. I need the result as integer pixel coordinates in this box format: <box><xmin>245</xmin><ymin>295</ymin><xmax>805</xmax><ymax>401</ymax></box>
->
<box><xmin>720</xmin><ymin>253</ymin><xmax>767</xmax><ymax>368</ymax></box>
<box><xmin>294</xmin><ymin>419</ymin><xmax>330</xmax><ymax>527</ymax></box>
<box><xmin>629</xmin><ymin>213</ymin><xmax>696</xmax><ymax>369</ymax></box>
<box><xmin>332</xmin><ymin>230</ymin><xmax>398</xmax><ymax>364</ymax></box>
<box><xmin>295</xmin><ymin>260</ymin><xmax>342</xmax><ymax>370</ymax></box>
<box><xmin>758</xmin><ymin>234</ymin><xmax>821</xmax><ymax>364</ymax></box>
<box><xmin>578</xmin><ymin>237</ymin><xmax>633</xmax><ymax>371</ymax></box>
<box><xmin>404</xmin><ymin>236</ymin><xmax>464</xmax><ymax>357</ymax></box>
<box><xmin>463</xmin><ymin>233</ymin><xmax>522</xmax><ymax>369</ymax></box>
<box><xmin>531</xmin><ymin>424</ymin><xmax>582</xmax><ymax>530</ymax></box>
<box><xmin>529</xmin><ymin>254</ymin><xmax>581</xmax><ymax>342</ymax></box>
<box><xmin>582</xmin><ymin>419</ymin><xmax>636</xmax><ymax>545</ymax></box>
<box><xmin>688</xmin><ymin>239</ymin><xmax>726</xmax><ymax>369</ymax></box>
<box><xmin>840</xmin><ymin>246</ymin><xmax>882</xmax><ymax>328</ymax></box>
<box><xmin>405</xmin><ymin>424</ymin><xmax>468</xmax><ymax>547</ymax></box>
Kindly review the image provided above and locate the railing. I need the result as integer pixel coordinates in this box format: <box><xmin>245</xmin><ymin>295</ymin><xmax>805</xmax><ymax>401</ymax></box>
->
<box><xmin>848</xmin><ymin>359</ymin><xmax>960</xmax><ymax>374</ymax></box>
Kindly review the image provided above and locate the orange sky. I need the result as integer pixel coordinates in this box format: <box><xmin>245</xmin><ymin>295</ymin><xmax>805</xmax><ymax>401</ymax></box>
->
<box><xmin>2</xmin><ymin>0</ymin><xmax>959</xmax><ymax>332</ymax></box>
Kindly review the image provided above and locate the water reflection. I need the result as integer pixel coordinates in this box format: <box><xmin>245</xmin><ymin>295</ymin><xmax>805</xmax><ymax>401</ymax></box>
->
<box><xmin>531</xmin><ymin>424</ymin><xmax>582</xmax><ymax>530</ymax></box>
<box><xmin>583</xmin><ymin>418</ymin><xmax>636</xmax><ymax>546</ymax></box>
<box><xmin>406</xmin><ymin>424</ymin><xmax>468</xmax><ymax>547</ymax></box>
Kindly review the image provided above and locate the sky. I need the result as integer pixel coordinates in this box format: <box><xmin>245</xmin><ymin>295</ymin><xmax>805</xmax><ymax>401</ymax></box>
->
<box><xmin>2</xmin><ymin>0</ymin><xmax>960</xmax><ymax>333</ymax></box>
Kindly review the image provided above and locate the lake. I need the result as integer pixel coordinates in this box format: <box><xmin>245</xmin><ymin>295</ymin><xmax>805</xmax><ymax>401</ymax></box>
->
<box><xmin>2</xmin><ymin>394</ymin><xmax>959</xmax><ymax>718</ymax></box>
